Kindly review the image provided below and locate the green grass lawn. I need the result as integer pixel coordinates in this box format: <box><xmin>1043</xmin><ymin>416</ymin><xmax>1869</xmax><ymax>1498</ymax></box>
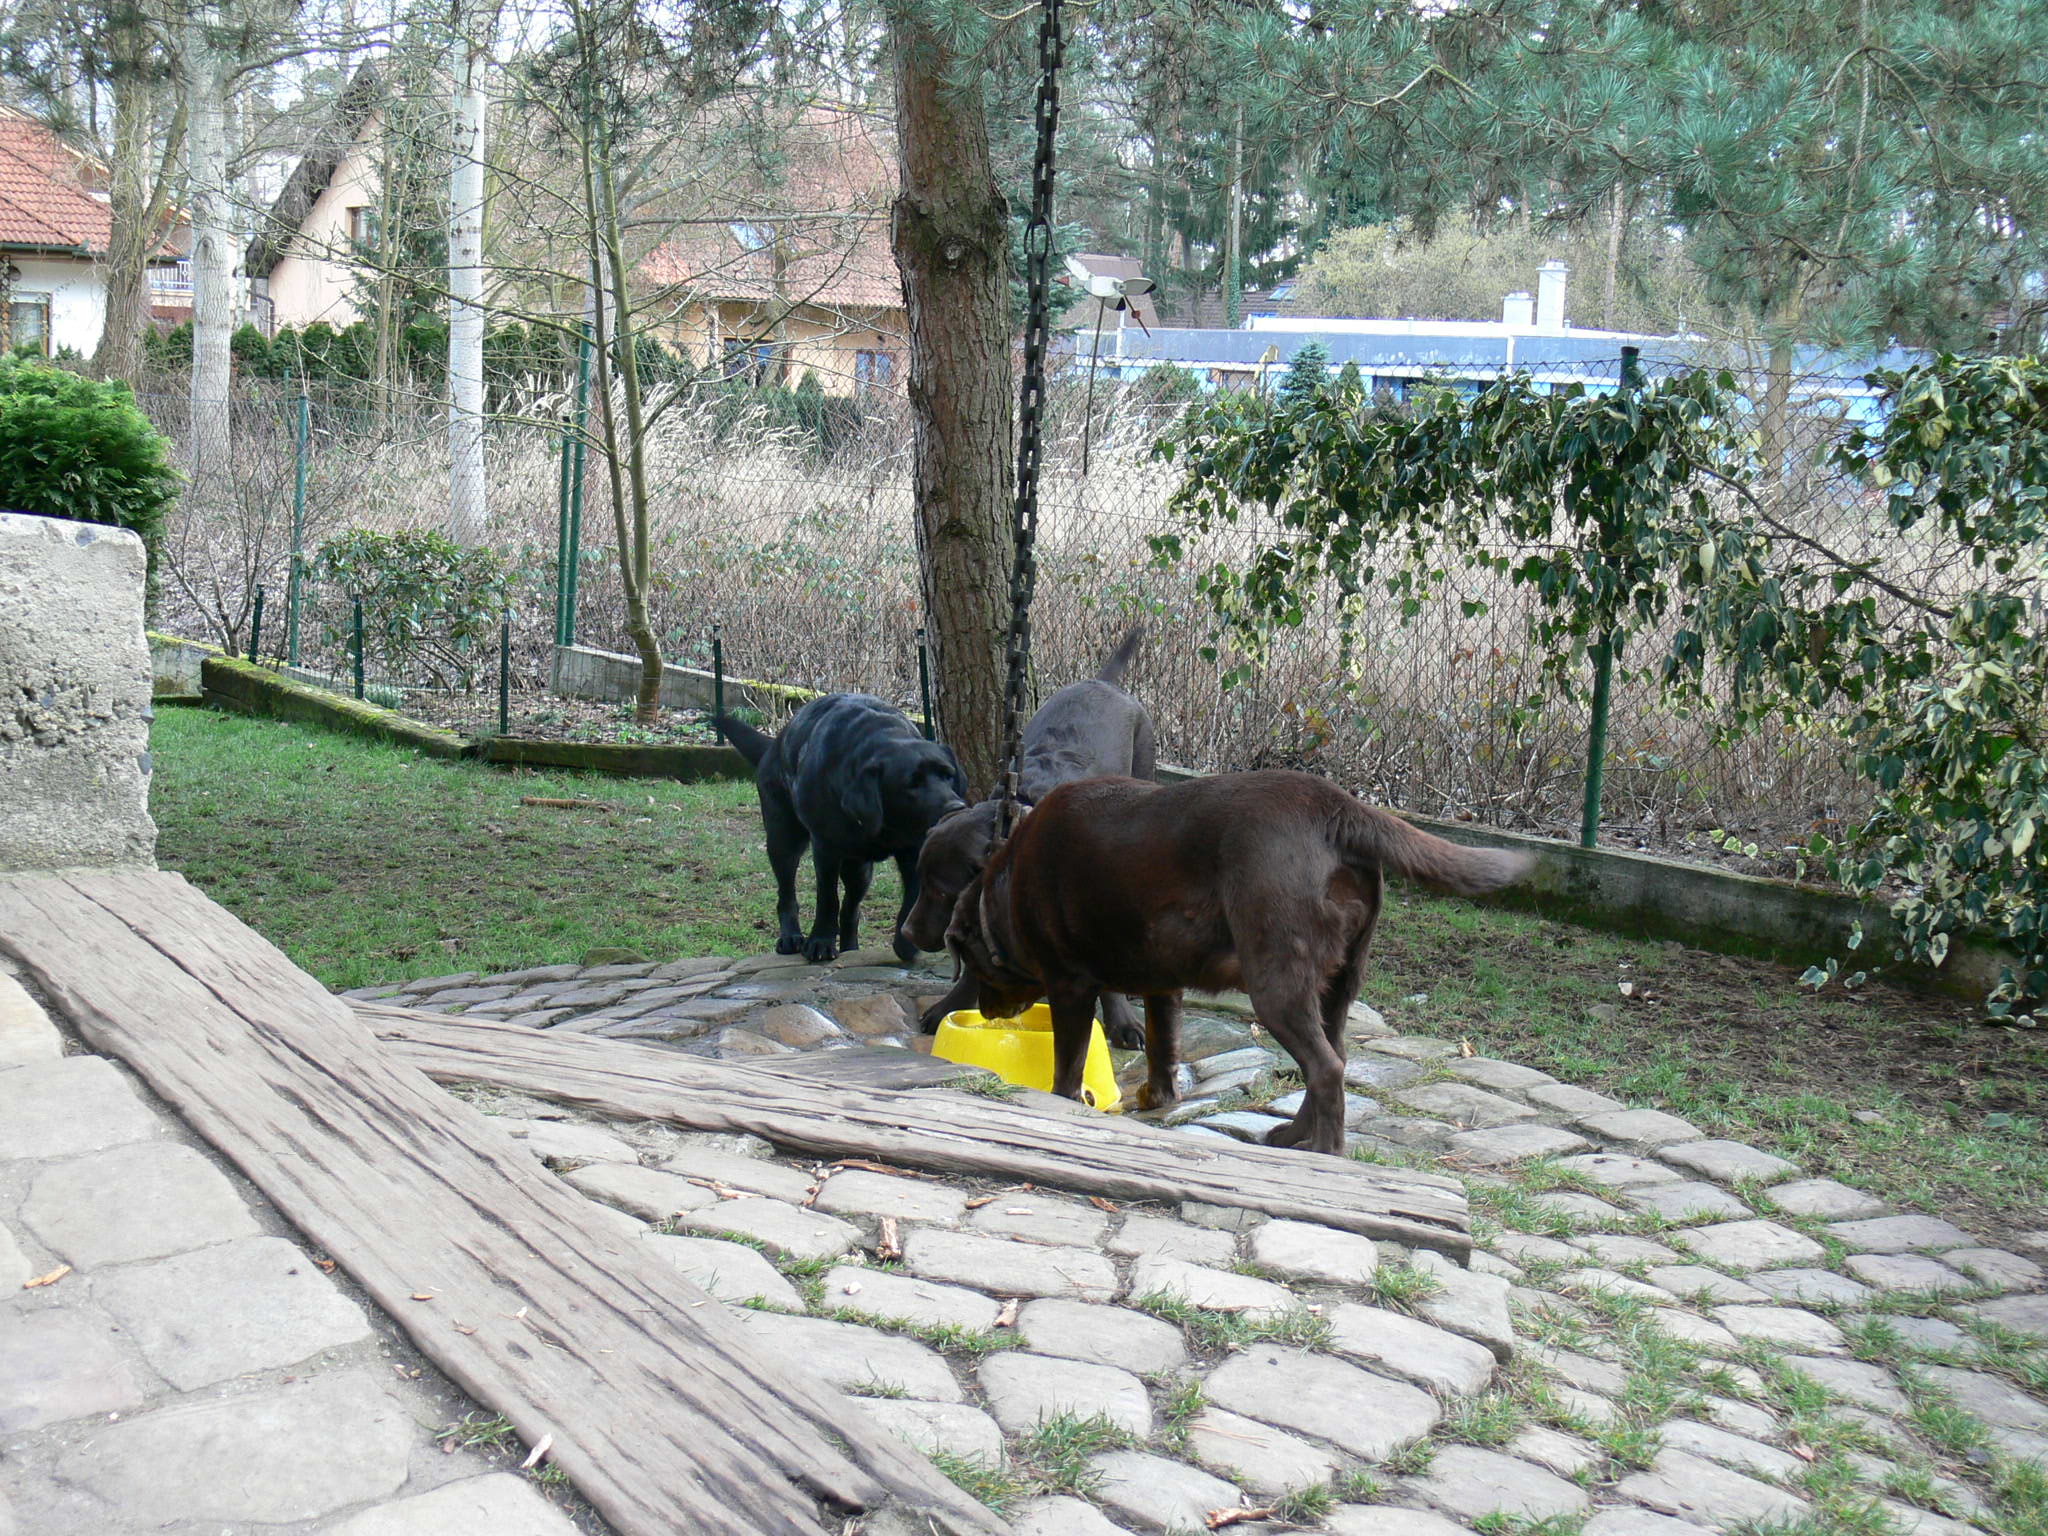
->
<box><xmin>149</xmin><ymin>703</ymin><xmax>902</xmax><ymax>990</ymax></box>
<box><xmin>151</xmin><ymin>703</ymin><xmax>2046</xmax><ymax>1238</ymax></box>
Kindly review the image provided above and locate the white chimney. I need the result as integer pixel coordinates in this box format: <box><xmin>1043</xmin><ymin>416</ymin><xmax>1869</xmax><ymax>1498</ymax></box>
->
<box><xmin>1502</xmin><ymin>291</ymin><xmax>1535</xmax><ymax>329</ymax></box>
<box><xmin>1536</xmin><ymin>260</ymin><xmax>1570</xmax><ymax>332</ymax></box>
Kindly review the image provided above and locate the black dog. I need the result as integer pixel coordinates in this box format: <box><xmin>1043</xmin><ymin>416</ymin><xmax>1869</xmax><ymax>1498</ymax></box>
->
<box><xmin>900</xmin><ymin>625</ymin><xmax>1155</xmax><ymax>1039</ymax></box>
<box><xmin>721</xmin><ymin>693</ymin><xmax>968</xmax><ymax>963</ymax></box>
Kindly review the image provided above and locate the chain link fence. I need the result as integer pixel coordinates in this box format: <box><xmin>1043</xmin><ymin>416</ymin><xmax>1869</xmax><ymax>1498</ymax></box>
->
<box><xmin>142</xmin><ymin>354</ymin><xmax>1915</xmax><ymax>863</ymax></box>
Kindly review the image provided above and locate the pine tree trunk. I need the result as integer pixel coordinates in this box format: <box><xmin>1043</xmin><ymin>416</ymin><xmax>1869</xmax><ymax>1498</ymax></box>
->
<box><xmin>1602</xmin><ymin>183</ymin><xmax>1627</xmax><ymax>331</ymax></box>
<box><xmin>184</xmin><ymin>7</ymin><xmax>234</xmax><ymax>514</ymax></box>
<box><xmin>446</xmin><ymin>32</ymin><xmax>490</xmax><ymax>545</ymax></box>
<box><xmin>889</xmin><ymin>12</ymin><xmax>1013</xmax><ymax>798</ymax></box>
<box><xmin>93</xmin><ymin>32</ymin><xmax>166</xmax><ymax>385</ymax></box>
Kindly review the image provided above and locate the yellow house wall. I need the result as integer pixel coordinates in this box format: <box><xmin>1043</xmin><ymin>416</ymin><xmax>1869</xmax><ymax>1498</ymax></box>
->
<box><xmin>266</xmin><ymin>117</ymin><xmax>382</xmax><ymax>331</ymax></box>
<box><xmin>672</xmin><ymin>300</ymin><xmax>905</xmax><ymax>395</ymax></box>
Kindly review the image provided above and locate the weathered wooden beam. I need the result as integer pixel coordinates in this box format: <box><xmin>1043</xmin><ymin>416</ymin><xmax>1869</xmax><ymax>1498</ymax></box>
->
<box><xmin>0</xmin><ymin>871</ymin><xmax>1004</xmax><ymax>1536</ymax></box>
<box><xmin>356</xmin><ymin>1003</ymin><xmax>1471</xmax><ymax>1258</ymax></box>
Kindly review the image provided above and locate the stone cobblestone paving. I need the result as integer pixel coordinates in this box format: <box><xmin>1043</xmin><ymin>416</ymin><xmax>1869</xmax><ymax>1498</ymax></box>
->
<box><xmin>0</xmin><ymin>964</ymin><xmax>599</xmax><ymax>1536</ymax></box>
<box><xmin>350</xmin><ymin>951</ymin><xmax>2048</xmax><ymax>1534</ymax></box>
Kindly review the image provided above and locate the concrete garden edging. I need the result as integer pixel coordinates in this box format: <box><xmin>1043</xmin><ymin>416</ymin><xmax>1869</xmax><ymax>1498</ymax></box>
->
<box><xmin>198</xmin><ymin>654</ymin><xmax>471</xmax><ymax>760</ymax></box>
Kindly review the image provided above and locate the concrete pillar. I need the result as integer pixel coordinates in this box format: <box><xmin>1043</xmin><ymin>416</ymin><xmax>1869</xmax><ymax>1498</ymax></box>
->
<box><xmin>0</xmin><ymin>513</ymin><xmax>158</xmax><ymax>872</ymax></box>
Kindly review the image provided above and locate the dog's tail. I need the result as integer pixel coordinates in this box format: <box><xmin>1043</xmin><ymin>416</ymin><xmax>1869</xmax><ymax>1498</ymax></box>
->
<box><xmin>716</xmin><ymin>714</ymin><xmax>775</xmax><ymax>769</ymax></box>
<box><xmin>1096</xmin><ymin>623</ymin><xmax>1145</xmax><ymax>686</ymax></box>
<box><xmin>1339</xmin><ymin>800</ymin><xmax>1534</xmax><ymax>898</ymax></box>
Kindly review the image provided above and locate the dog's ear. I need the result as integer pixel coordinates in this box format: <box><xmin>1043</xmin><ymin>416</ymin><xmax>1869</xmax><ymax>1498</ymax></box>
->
<box><xmin>847</xmin><ymin>761</ymin><xmax>885</xmax><ymax>841</ymax></box>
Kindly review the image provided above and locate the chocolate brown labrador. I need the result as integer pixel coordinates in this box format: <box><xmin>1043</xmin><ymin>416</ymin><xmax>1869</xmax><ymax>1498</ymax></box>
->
<box><xmin>903</xmin><ymin>624</ymin><xmax>1155</xmax><ymax>1041</ymax></box>
<box><xmin>941</xmin><ymin>771</ymin><xmax>1533</xmax><ymax>1155</ymax></box>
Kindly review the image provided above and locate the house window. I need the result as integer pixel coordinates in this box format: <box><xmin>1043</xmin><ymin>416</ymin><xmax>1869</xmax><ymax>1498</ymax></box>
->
<box><xmin>347</xmin><ymin>205</ymin><xmax>380</xmax><ymax>247</ymax></box>
<box><xmin>729</xmin><ymin>221</ymin><xmax>772</xmax><ymax>252</ymax></box>
<box><xmin>856</xmin><ymin>349</ymin><xmax>897</xmax><ymax>389</ymax></box>
<box><xmin>4</xmin><ymin>293</ymin><xmax>51</xmax><ymax>356</ymax></box>
<box><xmin>721</xmin><ymin>340</ymin><xmax>779</xmax><ymax>385</ymax></box>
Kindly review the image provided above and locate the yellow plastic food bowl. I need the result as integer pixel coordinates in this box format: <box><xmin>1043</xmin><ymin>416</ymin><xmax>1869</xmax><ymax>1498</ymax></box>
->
<box><xmin>932</xmin><ymin>1004</ymin><xmax>1123</xmax><ymax>1112</ymax></box>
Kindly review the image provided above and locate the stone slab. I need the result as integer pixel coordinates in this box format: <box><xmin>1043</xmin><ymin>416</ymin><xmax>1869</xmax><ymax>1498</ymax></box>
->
<box><xmin>661</xmin><ymin>1146</ymin><xmax>816</xmax><ymax>1202</ymax></box>
<box><xmin>1575</xmin><ymin>1233</ymin><xmax>1681</xmax><ymax>1265</ymax></box>
<box><xmin>1105</xmin><ymin>1213</ymin><xmax>1237</xmax><ymax>1266</ymax></box>
<box><xmin>1844</xmin><ymin>1252</ymin><xmax>1973</xmax><ymax>1293</ymax></box>
<box><xmin>0</xmin><ymin>973</ymin><xmax>62</xmax><ymax>1070</ymax></box>
<box><xmin>678</xmin><ymin>1198</ymin><xmax>857</xmax><ymax>1261</ymax></box>
<box><xmin>0</xmin><ymin>514</ymin><xmax>155</xmax><ymax>871</ymax></box>
<box><xmin>968</xmin><ymin>1193</ymin><xmax>1111</xmax><ymax>1248</ymax></box>
<box><xmin>1090</xmin><ymin>1449</ymin><xmax>1249</xmax><ymax>1534</ymax></box>
<box><xmin>1413</xmin><ymin>1248</ymin><xmax>1516</xmax><ymax>1359</ymax></box>
<box><xmin>1187</xmin><ymin>1408</ymin><xmax>1339</xmax><ymax>1494</ymax></box>
<box><xmin>1446</xmin><ymin>1058</ymin><xmax>1555</xmax><ymax>1091</ymax></box>
<box><xmin>1017</xmin><ymin>1299</ymin><xmax>1188</xmax><ymax>1375</ymax></box>
<box><xmin>1580</xmin><ymin>1109</ymin><xmax>1704</xmax><ymax>1148</ymax></box>
<box><xmin>1825</xmin><ymin>1215</ymin><xmax>1975</xmax><ymax>1253</ymax></box>
<box><xmin>1127</xmin><ymin>1254</ymin><xmax>1294</xmax><ymax>1319</ymax></box>
<box><xmin>1396</xmin><ymin>1081</ymin><xmax>1538</xmax><ymax>1128</ymax></box>
<box><xmin>1712</xmin><ymin>1304</ymin><xmax>1847</xmax><ymax>1354</ymax></box>
<box><xmin>1659</xmin><ymin>1139</ymin><xmax>1801</xmax><ymax>1184</ymax></box>
<box><xmin>55</xmin><ymin>1370</ymin><xmax>413</xmax><ymax>1524</ymax></box>
<box><xmin>813</xmin><ymin>1169</ymin><xmax>971</xmax><ymax>1225</ymax></box>
<box><xmin>22</xmin><ymin>1139</ymin><xmax>258</xmax><ymax>1266</ymax></box>
<box><xmin>1011</xmin><ymin>1496</ymin><xmax>1129</xmax><ymax>1536</ymax></box>
<box><xmin>1446</xmin><ymin>1123</ymin><xmax>1592</xmax><ymax>1165</ymax></box>
<box><xmin>1250</xmin><ymin>1217</ymin><xmax>1381</xmax><ymax>1286</ymax></box>
<box><xmin>90</xmin><ymin>1234</ymin><xmax>373</xmax><ymax>1391</ymax></box>
<box><xmin>731</xmin><ymin>1309</ymin><xmax>962</xmax><ymax>1400</ymax></box>
<box><xmin>1961</xmin><ymin>1292</ymin><xmax>2048</xmax><ymax>1341</ymax></box>
<box><xmin>497</xmin><ymin>1117</ymin><xmax>640</xmax><ymax>1165</ymax></box>
<box><xmin>1325</xmin><ymin>1510</ymin><xmax>1474</xmax><ymax>1536</ymax></box>
<box><xmin>1204</xmin><ymin>1343</ymin><xmax>1441</xmax><ymax>1460</ymax></box>
<box><xmin>1615</xmin><ymin>1448</ymin><xmax>1807</xmax><ymax>1527</ymax></box>
<box><xmin>1778</xmin><ymin>1355</ymin><xmax>1909</xmax><ymax>1414</ymax></box>
<box><xmin>979</xmin><ymin>1351</ymin><xmax>1151</xmax><ymax>1438</ymax></box>
<box><xmin>0</xmin><ymin>1054</ymin><xmax>159</xmax><ymax>1161</ymax></box>
<box><xmin>0</xmin><ymin>1310</ymin><xmax>145</xmax><ymax>1431</ymax></box>
<box><xmin>1767</xmin><ymin>1178</ymin><xmax>1887</xmax><ymax>1220</ymax></box>
<box><xmin>1524</xmin><ymin>1082</ymin><xmax>1628</xmax><ymax>1119</ymax></box>
<box><xmin>1945</xmin><ymin>1247</ymin><xmax>2046</xmax><ymax>1292</ymax></box>
<box><xmin>1552</xmin><ymin>1152</ymin><xmax>1682</xmax><ymax>1188</ymax></box>
<box><xmin>1623</xmin><ymin>1180</ymin><xmax>1754</xmax><ymax>1222</ymax></box>
<box><xmin>904</xmin><ymin>1229</ymin><xmax>1116</xmax><ymax>1301</ymax></box>
<box><xmin>1329</xmin><ymin>1303</ymin><xmax>1497</xmax><ymax>1396</ymax></box>
<box><xmin>1675</xmin><ymin>1219</ymin><xmax>1825</xmax><ymax>1270</ymax></box>
<box><xmin>0</xmin><ymin>1218</ymin><xmax>25</xmax><ymax>1291</ymax></box>
<box><xmin>1647</xmin><ymin>1265</ymin><xmax>1769</xmax><ymax>1304</ymax></box>
<box><xmin>642</xmin><ymin>1233</ymin><xmax>806</xmax><ymax>1310</ymax></box>
<box><xmin>324</xmin><ymin>1474</ymin><xmax>581</xmax><ymax>1536</ymax></box>
<box><xmin>1748</xmin><ymin>1267</ymin><xmax>1875</xmax><ymax>1306</ymax></box>
<box><xmin>819</xmin><ymin>1265</ymin><xmax>1000</xmax><ymax>1332</ymax></box>
<box><xmin>1406</xmin><ymin>1444</ymin><xmax>1592</xmax><ymax>1522</ymax></box>
<box><xmin>1656</xmin><ymin>1420</ymin><xmax>1807</xmax><ymax>1484</ymax></box>
<box><xmin>560</xmin><ymin>1163</ymin><xmax>719</xmax><ymax>1222</ymax></box>
<box><xmin>854</xmin><ymin>1398</ymin><xmax>1006</xmax><ymax>1462</ymax></box>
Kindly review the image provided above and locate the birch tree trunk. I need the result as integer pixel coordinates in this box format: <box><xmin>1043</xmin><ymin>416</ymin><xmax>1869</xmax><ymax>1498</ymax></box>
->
<box><xmin>183</xmin><ymin>4</ymin><xmax>234</xmax><ymax>511</ymax></box>
<box><xmin>889</xmin><ymin>8</ymin><xmax>1013</xmax><ymax>797</ymax></box>
<box><xmin>446</xmin><ymin>31</ymin><xmax>490</xmax><ymax>545</ymax></box>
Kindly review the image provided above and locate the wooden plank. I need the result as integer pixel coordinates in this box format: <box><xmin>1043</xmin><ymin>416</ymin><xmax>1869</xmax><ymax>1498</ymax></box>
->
<box><xmin>760</xmin><ymin>1045</ymin><xmax>989</xmax><ymax>1091</ymax></box>
<box><xmin>0</xmin><ymin>872</ymin><xmax>1003</xmax><ymax>1536</ymax></box>
<box><xmin>355</xmin><ymin>1003</ymin><xmax>1472</xmax><ymax>1257</ymax></box>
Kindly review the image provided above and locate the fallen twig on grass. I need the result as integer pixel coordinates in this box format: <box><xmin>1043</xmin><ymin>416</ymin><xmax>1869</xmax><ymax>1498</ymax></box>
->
<box><xmin>519</xmin><ymin>796</ymin><xmax>606</xmax><ymax>810</ymax></box>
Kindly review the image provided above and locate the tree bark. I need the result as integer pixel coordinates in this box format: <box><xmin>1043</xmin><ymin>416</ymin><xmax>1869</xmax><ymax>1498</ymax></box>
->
<box><xmin>183</xmin><ymin>5</ymin><xmax>234</xmax><ymax>513</ymax></box>
<box><xmin>93</xmin><ymin>25</ymin><xmax>180</xmax><ymax>385</ymax></box>
<box><xmin>888</xmin><ymin>9</ymin><xmax>1013</xmax><ymax>798</ymax></box>
<box><xmin>1602</xmin><ymin>182</ymin><xmax>1627</xmax><ymax>331</ymax></box>
<box><xmin>447</xmin><ymin>29</ymin><xmax>490</xmax><ymax>545</ymax></box>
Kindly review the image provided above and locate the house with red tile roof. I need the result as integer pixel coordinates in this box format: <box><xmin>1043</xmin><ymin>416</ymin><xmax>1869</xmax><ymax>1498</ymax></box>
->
<box><xmin>0</xmin><ymin>107</ymin><xmax>188</xmax><ymax>356</ymax></box>
<box><xmin>639</xmin><ymin>104</ymin><xmax>907</xmax><ymax>396</ymax></box>
<box><xmin>244</xmin><ymin>66</ymin><xmax>383</xmax><ymax>334</ymax></box>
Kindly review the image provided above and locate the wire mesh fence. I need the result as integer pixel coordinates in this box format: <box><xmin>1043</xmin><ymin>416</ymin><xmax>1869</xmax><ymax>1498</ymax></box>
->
<box><xmin>140</xmin><ymin>352</ymin><xmax>1915</xmax><ymax>865</ymax></box>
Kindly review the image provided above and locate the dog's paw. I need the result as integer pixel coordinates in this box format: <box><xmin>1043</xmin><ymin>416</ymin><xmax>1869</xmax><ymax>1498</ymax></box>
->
<box><xmin>802</xmin><ymin>935</ymin><xmax>839</xmax><ymax>963</ymax></box>
<box><xmin>1105</xmin><ymin>1021</ymin><xmax>1146</xmax><ymax>1051</ymax></box>
<box><xmin>892</xmin><ymin>934</ymin><xmax>920</xmax><ymax>966</ymax></box>
<box><xmin>1132</xmin><ymin>1079</ymin><xmax>1180</xmax><ymax>1113</ymax></box>
<box><xmin>775</xmin><ymin>935</ymin><xmax>804</xmax><ymax>956</ymax></box>
<box><xmin>916</xmin><ymin>1004</ymin><xmax>947</xmax><ymax>1034</ymax></box>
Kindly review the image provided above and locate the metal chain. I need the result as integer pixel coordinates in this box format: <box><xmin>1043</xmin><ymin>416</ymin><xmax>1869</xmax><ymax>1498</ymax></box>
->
<box><xmin>998</xmin><ymin>0</ymin><xmax>1066</xmax><ymax>839</ymax></box>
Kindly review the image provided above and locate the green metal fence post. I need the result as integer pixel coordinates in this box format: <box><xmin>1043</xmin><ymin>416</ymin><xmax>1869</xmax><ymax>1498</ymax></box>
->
<box><xmin>1579</xmin><ymin>345</ymin><xmax>1644</xmax><ymax>850</ymax></box>
<box><xmin>352</xmin><ymin>597</ymin><xmax>366</xmax><ymax>701</ymax></box>
<box><xmin>288</xmin><ymin>374</ymin><xmax>309</xmax><ymax>666</ymax></box>
<box><xmin>560</xmin><ymin>323</ymin><xmax>592</xmax><ymax>647</ymax></box>
<box><xmin>248</xmin><ymin>586</ymin><xmax>265</xmax><ymax>663</ymax></box>
<box><xmin>499</xmin><ymin>617</ymin><xmax>511</xmax><ymax>736</ymax></box>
